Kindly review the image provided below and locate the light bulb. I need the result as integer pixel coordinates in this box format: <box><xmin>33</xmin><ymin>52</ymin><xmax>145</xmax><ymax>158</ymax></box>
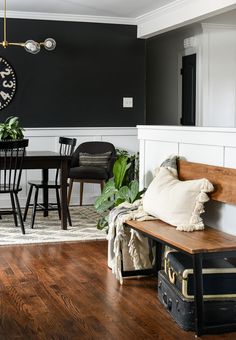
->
<box><xmin>24</xmin><ymin>40</ymin><xmax>40</xmax><ymax>54</ymax></box>
<box><xmin>44</xmin><ymin>38</ymin><xmax>56</xmax><ymax>51</ymax></box>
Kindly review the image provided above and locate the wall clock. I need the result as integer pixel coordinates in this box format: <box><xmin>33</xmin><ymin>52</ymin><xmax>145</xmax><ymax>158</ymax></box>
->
<box><xmin>0</xmin><ymin>57</ymin><xmax>16</xmax><ymax>110</ymax></box>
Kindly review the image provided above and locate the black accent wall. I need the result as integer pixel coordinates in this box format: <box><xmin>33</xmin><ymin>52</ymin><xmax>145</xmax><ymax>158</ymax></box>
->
<box><xmin>0</xmin><ymin>19</ymin><xmax>145</xmax><ymax>127</ymax></box>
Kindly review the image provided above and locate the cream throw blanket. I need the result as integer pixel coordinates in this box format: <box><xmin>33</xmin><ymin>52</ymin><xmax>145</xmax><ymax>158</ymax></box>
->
<box><xmin>107</xmin><ymin>155</ymin><xmax>178</xmax><ymax>284</ymax></box>
<box><xmin>107</xmin><ymin>199</ymin><xmax>155</xmax><ymax>284</ymax></box>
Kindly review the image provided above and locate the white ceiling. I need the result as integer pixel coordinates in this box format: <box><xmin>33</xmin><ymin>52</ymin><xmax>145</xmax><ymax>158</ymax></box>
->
<box><xmin>4</xmin><ymin>0</ymin><xmax>176</xmax><ymax>18</ymax></box>
<box><xmin>4</xmin><ymin>0</ymin><xmax>235</xmax><ymax>38</ymax></box>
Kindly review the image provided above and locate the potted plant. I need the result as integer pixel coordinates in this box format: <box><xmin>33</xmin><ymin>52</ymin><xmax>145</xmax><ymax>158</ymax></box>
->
<box><xmin>94</xmin><ymin>151</ymin><xmax>144</xmax><ymax>231</ymax></box>
<box><xmin>0</xmin><ymin>116</ymin><xmax>24</xmax><ymax>140</ymax></box>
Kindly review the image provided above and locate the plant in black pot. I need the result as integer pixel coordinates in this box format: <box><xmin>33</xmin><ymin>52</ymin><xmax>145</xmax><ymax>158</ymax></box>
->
<box><xmin>0</xmin><ymin>116</ymin><xmax>24</xmax><ymax>140</ymax></box>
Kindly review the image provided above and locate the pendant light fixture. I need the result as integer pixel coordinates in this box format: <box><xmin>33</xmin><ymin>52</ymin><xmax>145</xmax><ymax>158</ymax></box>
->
<box><xmin>0</xmin><ymin>0</ymin><xmax>56</xmax><ymax>54</ymax></box>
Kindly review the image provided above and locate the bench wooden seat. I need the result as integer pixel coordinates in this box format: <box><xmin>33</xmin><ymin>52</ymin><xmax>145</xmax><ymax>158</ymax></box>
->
<box><xmin>124</xmin><ymin>159</ymin><xmax>236</xmax><ymax>337</ymax></box>
<box><xmin>126</xmin><ymin>220</ymin><xmax>236</xmax><ymax>254</ymax></box>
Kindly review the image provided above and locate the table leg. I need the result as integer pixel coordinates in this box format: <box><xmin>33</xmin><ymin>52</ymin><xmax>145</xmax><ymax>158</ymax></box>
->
<box><xmin>193</xmin><ymin>253</ymin><xmax>204</xmax><ymax>336</ymax></box>
<box><xmin>153</xmin><ymin>241</ymin><xmax>163</xmax><ymax>275</ymax></box>
<box><xmin>42</xmin><ymin>169</ymin><xmax>49</xmax><ymax>217</ymax></box>
<box><xmin>60</xmin><ymin>158</ymin><xmax>68</xmax><ymax>230</ymax></box>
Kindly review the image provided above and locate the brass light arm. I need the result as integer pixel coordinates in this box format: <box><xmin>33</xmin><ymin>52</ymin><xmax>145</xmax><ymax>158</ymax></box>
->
<box><xmin>10</xmin><ymin>41</ymin><xmax>52</xmax><ymax>46</ymax></box>
<box><xmin>7</xmin><ymin>42</ymin><xmax>25</xmax><ymax>47</ymax></box>
<box><xmin>1</xmin><ymin>0</ymin><xmax>56</xmax><ymax>54</ymax></box>
<box><xmin>0</xmin><ymin>42</ymin><xmax>25</xmax><ymax>47</ymax></box>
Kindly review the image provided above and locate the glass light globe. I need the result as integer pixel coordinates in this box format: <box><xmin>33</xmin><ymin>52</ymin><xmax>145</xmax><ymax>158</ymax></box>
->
<box><xmin>44</xmin><ymin>38</ymin><xmax>56</xmax><ymax>51</ymax></box>
<box><xmin>24</xmin><ymin>40</ymin><xmax>40</xmax><ymax>54</ymax></box>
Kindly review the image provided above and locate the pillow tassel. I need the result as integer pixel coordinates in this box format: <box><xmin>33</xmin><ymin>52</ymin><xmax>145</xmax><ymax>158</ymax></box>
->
<box><xmin>187</xmin><ymin>180</ymin><xmax>214</xmax><ymax>231</ymax></box>
<box><xmin>176</xmin><ymin>222</ymin><xmax>205</xmax><ymax>232</ymax></box>
<box><xmin>201</xmin><ymin>179</ymin><xmax>214</xmax><ymax>193</ymax></box>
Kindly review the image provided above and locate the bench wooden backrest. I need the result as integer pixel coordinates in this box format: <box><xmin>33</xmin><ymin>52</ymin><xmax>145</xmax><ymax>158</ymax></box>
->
<box><xmin>177</xmin><ymin>160</ymin><xmax>236</xmax><ymax>205</ymax></box>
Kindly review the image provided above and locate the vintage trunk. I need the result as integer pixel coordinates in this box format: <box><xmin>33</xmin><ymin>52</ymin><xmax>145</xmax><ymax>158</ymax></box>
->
<box><xmin>164</xmin><ymin>251</ymin><xmax>236</xmax><ymax>299</ymax></box>
<box><xmin>158</xmin><ymin>270</ymin><xmax>236</xmax><ymax>331</ymax></box>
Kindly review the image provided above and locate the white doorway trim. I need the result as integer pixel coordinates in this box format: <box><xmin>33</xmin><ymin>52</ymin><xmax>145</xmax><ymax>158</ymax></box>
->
<box><xmin>177</xmin><ymin>35</ymin><xmax>202</xmax><ymax>126</ymax></box>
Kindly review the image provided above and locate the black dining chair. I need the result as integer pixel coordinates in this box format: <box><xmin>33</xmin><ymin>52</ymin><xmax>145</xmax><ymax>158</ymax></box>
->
<box><xmin>0</xmin><ymin>139</ymin><xmax>29</xmax><ymax>234</ymax></box>
<box><xmin>67</xmin><ymin>141</ymin><xmax>116</xmax><ymax>206</ymax></box>
<box><xmin>23</xmin><ymin>136</ymin><xmax>77</xmax><ymax>228</ymax></box>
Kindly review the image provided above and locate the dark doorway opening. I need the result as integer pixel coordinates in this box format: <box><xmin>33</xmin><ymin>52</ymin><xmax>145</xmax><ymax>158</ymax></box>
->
<box><xmin>181</xmin><ymin>53</ymin><xmax>196</xmax><ymax>126</ymax></box>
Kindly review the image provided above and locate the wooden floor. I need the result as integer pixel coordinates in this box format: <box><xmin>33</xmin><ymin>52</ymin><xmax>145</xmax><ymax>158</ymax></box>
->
<box><xmin>0</xmin><ymin>240</ymin><xmax>235</xmax><ymax>340</ymax></box>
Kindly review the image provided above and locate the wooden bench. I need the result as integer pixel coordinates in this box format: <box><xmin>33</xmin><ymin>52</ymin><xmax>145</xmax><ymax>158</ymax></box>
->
<box><xmin>124</xmin><ymin>160</ymin><xmax>236</xmax><ymax>337</ymax></box>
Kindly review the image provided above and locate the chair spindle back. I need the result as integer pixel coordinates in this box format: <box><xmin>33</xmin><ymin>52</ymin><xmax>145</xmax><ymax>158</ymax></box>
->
<box><xmin>55</xmin><ymin>137</ymin><xmax>77</xmax><ymax>184</ymax></box>
<box><xmin>0</xmin><ymin>139</ymin><xmax>29</xmax><ymax>192</ymax></box>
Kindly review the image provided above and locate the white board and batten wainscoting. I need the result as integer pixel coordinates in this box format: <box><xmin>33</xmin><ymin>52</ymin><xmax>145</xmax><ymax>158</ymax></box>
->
<box><xmin>0</xmin><ymin>127</ymin><xmax>138</xmax><ymax>208</ymax></box>
<box><xmin>138</xmin><ymin>125</ymin><xmax>236</xmax><ymax>236</ymax></box>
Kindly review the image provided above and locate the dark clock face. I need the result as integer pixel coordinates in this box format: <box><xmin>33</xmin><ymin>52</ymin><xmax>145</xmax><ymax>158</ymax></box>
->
<box><xmin>0</xmin><ymin>57</ymin><xmax>16</xmax><ymax>110</ymax></box>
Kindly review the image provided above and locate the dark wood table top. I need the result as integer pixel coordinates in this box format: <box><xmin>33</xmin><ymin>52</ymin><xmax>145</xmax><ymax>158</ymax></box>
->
<box><xmin>19</xmin><ymin>151</ymin><xmax>71</xmax><ymax>169</ymax></box>
<box><xmin>25</xmin><ymin>151</ymin><xmax>70</xmax><ymax>159</ymax></box>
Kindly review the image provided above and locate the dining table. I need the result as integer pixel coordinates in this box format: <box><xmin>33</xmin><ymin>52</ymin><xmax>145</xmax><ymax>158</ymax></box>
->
<box><xmin>22</xmin><ymin>151</ymin><xmax>71</xmax><ymax>230</ymax></box>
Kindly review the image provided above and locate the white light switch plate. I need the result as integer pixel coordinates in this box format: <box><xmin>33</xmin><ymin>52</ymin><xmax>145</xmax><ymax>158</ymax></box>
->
<box><xmin>123</xmin><ymin>97</ymin><xmax>133</xmax><ymax>108</ymax></box>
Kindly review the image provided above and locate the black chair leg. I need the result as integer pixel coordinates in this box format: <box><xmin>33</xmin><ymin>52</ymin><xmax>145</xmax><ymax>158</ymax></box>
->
<box><xmin>31</xmin><ymin>187</ymin><xmax>39</xmax><ymax>229</ymax></box>
<box><xmin>14</xmin><ymin>193</ymin><xmax>25</xmax><ymax>235</ymax></box>
<box><xmin>10</xmin><ymin>192</ymin><xmax>18</xmax><ymax>227</ymax></box>
<box><xmin>67</xmin><ymin>205</ymin><xmax>72</xmax><ymax>226</ymax></box>
<box><xmin>55</xmin><ymin>188</ymin><xmax>61</xmax><ymax>220</ymax></box>
<box><xmin>80</xmin><ymin>181</ymin><xmax>84</xmax><ymax>206</ymax></box>
<box><xmin>23</xmin><ymin>184</ymin><xmax>33</xmax><ymax>221</ymax></box>
<box><xmin>67</xmin><ymin>179</ymin><xmax>74</xmax><ymax>205</ymax></box>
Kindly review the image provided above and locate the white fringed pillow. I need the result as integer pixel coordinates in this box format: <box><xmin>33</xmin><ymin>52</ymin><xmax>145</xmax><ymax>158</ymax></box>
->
<box><xmin>143</xmin><ymin>167</ymin><xmax>214</xmax><ymax>232</ymax></box>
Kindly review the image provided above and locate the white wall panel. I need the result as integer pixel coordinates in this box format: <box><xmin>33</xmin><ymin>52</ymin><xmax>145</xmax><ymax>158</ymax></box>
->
<box><xmin>224</xmin><ymin>147</ymin><xmax>236</xmax><ymax>168</ymax></box>
<box><xmin>179</xmin><ymin>143</ymin><xmax>224</xmax><ymax>165</ymax></box>
<box><xmin>143</xmin><ymin>140</ymin><xmax>178</xmax><ymax>187</ymax></box>
<box><xmin>138</xmin><ymin>125</ymin><xmax>236</xmax><ymax>236</ymax></box>
<box><xmin>201</xmin><ymin>24</ymin><xmax>236</xmax><ymax>127</ymax></box>
<box><xmin>101</xmin><ymin>135</ymin><xmax>138</xmax><ymax>154</ymax></box>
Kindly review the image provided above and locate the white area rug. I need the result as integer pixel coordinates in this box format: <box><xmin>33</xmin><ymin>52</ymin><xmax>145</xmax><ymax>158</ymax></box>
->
<box><xmin>0</xmin><ymin>206</ymin><xmax>107</xmax><ymax>245</ymax></box>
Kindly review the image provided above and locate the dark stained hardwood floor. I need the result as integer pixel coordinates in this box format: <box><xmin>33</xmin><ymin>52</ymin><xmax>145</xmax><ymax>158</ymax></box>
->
<box><xmin>0</xmin><ymin>240</ymin><xmax>235</xmax><ymax>340</ymax></box>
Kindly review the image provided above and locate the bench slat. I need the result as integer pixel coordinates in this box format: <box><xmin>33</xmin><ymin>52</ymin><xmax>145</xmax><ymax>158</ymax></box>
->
<box><xmin>178</xmin><ymin>160</ymin><xmax>236</xmax><ymax>205</ymax></box>
<box><xmin>126</xmin><ymin>220</ymin><xmax>236</xmax><ymax>254</ymax></box>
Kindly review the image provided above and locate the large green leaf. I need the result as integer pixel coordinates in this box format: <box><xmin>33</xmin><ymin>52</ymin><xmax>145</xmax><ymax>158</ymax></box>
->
<box><xmin>8</xmin><ymin>116</ymin><xmax>18</xmax><ymax>127</ymax></box>
<box><xmin>115</xmin><ymin>180</ymin><xmax>140</xmax><ymax>203</ymax></box>
<box><xmin>113</xmin><ymin>156</ymin><xmax>131</xmax><ymax>189</ymax></box>
<box><xmin>129</xmin><ymin>180</ymin><xmax>139</xmax><ymax>203</ymax></box>
<box><xmin>116</xmin><ymin>185</ymin><xmax>130</xmax><ymax>202</ymax></box>
<box><xmin>94</xmin><ymin>179</ymin><xmax>117</xmax><ymax>212</ymax></box>
<box><xmin>95</xmin><ymin>200</ymin><xmax>115</xmax><ymax>213</ymax></box>
<box><xmin>114</xmin><ymin>198</ymin><xmax>125</xmax><ymax>206</ymax></box>
<box><xmin>96</xmin><ymin>215</ymin><xmax>109</xmax><ymax>231</ymax></box>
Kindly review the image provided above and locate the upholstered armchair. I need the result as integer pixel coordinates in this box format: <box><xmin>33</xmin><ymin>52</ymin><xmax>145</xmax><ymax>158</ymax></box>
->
<box><xmin>67</xmin><ymin>141</ymin><xmax>116</xmax><ymax>205</ymax></box>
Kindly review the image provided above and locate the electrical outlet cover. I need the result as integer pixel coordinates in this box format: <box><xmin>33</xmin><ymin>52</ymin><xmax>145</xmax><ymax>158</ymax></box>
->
<box><xmin>123</xmin><ymin>97</ymin><xmax>133</xmax><ymax>108</ymax></box>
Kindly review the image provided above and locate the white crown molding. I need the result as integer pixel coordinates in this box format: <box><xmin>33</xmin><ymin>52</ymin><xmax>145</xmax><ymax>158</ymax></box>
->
<box><xmin>1</xmin><ymin>1</ymin><xmax>236</xmax><ymax>37</ymax></box>
<box><xmin>136</xmin><ymin>0</ymin><xmax>186</xmax><ymax>24</ymax></box>
<box><xmin>136</xmin><ymin>0</ymin><xmax>236</xmax><ymax>38</ymax></box>
<box><xmin>0</xmin><ymin>10</ymin><xmax>137</xmax><ymax>25</ymax></box>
